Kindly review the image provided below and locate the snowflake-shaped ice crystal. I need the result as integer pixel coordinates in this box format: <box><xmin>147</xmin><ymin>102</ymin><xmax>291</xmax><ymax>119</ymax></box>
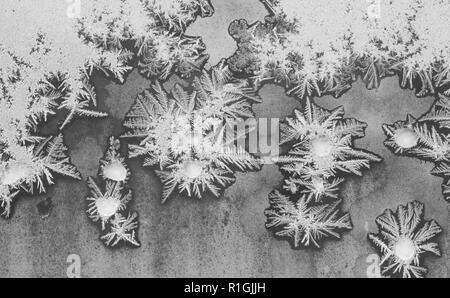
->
<box><xmin>123</xmin><ymin>61</ymin><xmax>262</xmax><ymax>202</ymax></box>
<box><xmin>265</xmin><ymin>189</ymin><xmax>352</xmax><ymax>248</ymax></box>
<box><xmin>274</xmin><ymin>99</ymin><xmax>382</xmax><ymax>202</ymax></box>
<box><xmin>368</xmin><ymin>201</ymin><xmax>442</xmax><ymax>278</ymax></box>
<box><xmin>86</xmin><ymin>137</ymin><xmax>140</xmax><ymax>248</ymax></box>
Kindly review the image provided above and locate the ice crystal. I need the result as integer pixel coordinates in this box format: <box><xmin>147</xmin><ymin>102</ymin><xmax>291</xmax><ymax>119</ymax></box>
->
<box><xmin>368</xmin><ymin>201</ymin><xmax>442</xmax><ymax>278</ymax></box>
<box><xmin>123</xmin><ymin>61</ymin><xmax>261</xmax><ymax>202</ymax></box>
<box><xmin>1</xmin><ymin>1</ymin><xmax>126</xmax><ymax>130</ymax></box>
<box><xmin>1</xmin><ymin>1</ymin><xmax>213</xmax><ymax>131</ymax></box>
<box><xmin>266</xmin><ymin>99</ymin><xmax>380</xmax><ymax>248</ymax></box>
<box><xmin>99</xmin><ymin>137</ymin><xmax>131</xmax><ymax>183</ymax></box>
<box><xmin>265</xmin><ymin>189</ymin><xmax>352</xmax><ymax>248</ymax></box>
<box><xmin>100</xmin><ymin>212</ymin><xmax>140</xmax><ymax>248</ymax></box>
<box><xmin>0</xmin><ymin>134</ymin><xmax>80</xmax><ymax>218</ymax></box>
<box><xmin>86</xmin><ymin>137</ymin><xmax>140</xmax><ymax>248</ymax></box>
<box><xmin>0</xmin><ymin>0</ymin><xmax>212</xmax><ymax>217</ymax></box>
<box><xmin>78</xmin><ymin>0</ymin><xmax>213</xmax><ymax>80</ymax></box>
<box><xmin>275</xmin><ymin>99</ymin><xmax>382</xmax><ymax>202</ymax></box>
<box><xmin>383</xmin><ymin>96</ymin><xmax>450</xmax><ymax>203</ymax></box>
<box><xmin>228</xmin><ymin>0</ymin><xmax>450</xmax><ymax>98</ymax></box>
<box><xmin>383</xmin><ymin>114</ymin><xmax>450</xmax><ymax>162</ymax></box>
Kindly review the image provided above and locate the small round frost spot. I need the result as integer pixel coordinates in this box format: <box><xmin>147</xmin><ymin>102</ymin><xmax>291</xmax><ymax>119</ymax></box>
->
<box><xmin>102</xmin><ymin>161</ymin><xmax>127</xmax><ymax>182</ymax></box>
<box><xmin>394</xmin><ymin>128</ymin><xmax>418</xmax><ymax>149</ymax></box>
<box><xmin>95</xmin><ymin>197</ymin><xmax>121</xmax><ymax>218</ymax></box>
<box><xmin>394</xmin><ymin>237</ymin><xmax>416</xmax><ymax>263</ymax></box>
<box><xmin>181</xmin><ymin>161</ymin><xmax>204</xmax><ymax>179</ymax></box>
<box><xmin>311</xmin><ymin>135</ymin><xmax>334</xmax><ymax>157</ymax></box>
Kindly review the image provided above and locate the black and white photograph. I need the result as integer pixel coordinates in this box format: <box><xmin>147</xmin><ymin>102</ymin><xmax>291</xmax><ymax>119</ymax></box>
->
<box><xmin>0</xmin><ymin>0</ymin><xmax>449</xmax><ymax>283</ymax></box>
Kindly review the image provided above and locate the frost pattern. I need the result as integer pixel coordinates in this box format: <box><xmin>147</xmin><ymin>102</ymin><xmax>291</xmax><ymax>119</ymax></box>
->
<box><xmin>123</xmin><ymin>61</ymin><xmax>261</xmax><ymax>202</ymax></box>
<box><xmin>228</xmin><ymin>0</ymin><xmax>450</xmax><ymax>98</ymax></box>
<box><xmin>1</xmin><ymin>1</ymin><xmax>213</xmax><ymax>129</ymax></box>
<box><xmin>266</xmin><ymin>99</ymin><xmax>381</xmax><ymax>248</ymax></box>
<box><xmin>86</xmin><ymin>137</ymin><xmax>140</xmax><ymax>248</ymax></box>
<box><xmin>368</xmin><ymin>201</ymin><xmax>442</xmax><ymax>278</ymax></box>
<box><xmin>265</xmin><ymin>190</ymin><xmax>352</xmax><ymax>248</ymax></box>
<box><xmin>0</xmin><ymin>0</ymin><xmax>212</xmax><ymax>217</ymax></box>
<box><xmin>383</xmin><ymin>94</ymin><xmax>450</xmax><ymax>203</ymax></box>
<box><xmin>275</xmin><ymin>99</ymin><xmax>382</xmax><ymax>201</ymax></box>
<box><xmin>78</xmin><ymin>0</ymin><xmax>214</xmax><ymax>80</ymax></box>
<box><xmin>0</xmin><ymin>135</ymin><xmax>80</xmax><ymax>218</ymax></box>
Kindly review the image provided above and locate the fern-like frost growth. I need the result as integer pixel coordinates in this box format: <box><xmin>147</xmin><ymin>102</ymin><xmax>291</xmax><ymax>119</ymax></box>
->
<box><xmin>266</xmin><ymin>99</ymin><xmax>380</xmax><ymax>248</ymax></box>
<box><xmin>275</xmin><ymin>99</ymin><xmax>382</xmax><ymax>202</ymax></box>
<box><xmin>123</xmin><ymin>61</ymin><xmax>261</xmax><ymax>202</ymax></box>
<box><xmin>265</xmin><ymin>190</ymin><xmax>352</xmax><ymax>248</ymax></box>
<box><xmin>1</xmin><ymin>0</ymin><xmax>213</xmax><ymax>132</ymax></box>
<box><xmin>0</xmin><ymin>134</ymin><xmax>80</xmax><ymax>218</ymax></box>
<box><xmin>368</xmin><ymin>201</ymin><xmax>442</xmax><ymax>278</ymax></box>
<box><xmin>383</xmin><ymin>97</ymin><xmax>450</xmax><ymax>203</ymax></box>
<box><xmin>86</xmin><ymin>137</ymin><xmax>140</xmax><ymax>248</ymax></box>
<box><xmin>228</xmin><ymin>0</ymin><xmax>450</xmax><ymax>98</ymax></box>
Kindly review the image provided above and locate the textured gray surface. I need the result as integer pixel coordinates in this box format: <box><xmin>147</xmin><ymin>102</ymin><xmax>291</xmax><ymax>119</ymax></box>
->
<box><xmin>0</xmin><ymin>0</ymin><xmax>448</xmax><ymax>278</ymax></box>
